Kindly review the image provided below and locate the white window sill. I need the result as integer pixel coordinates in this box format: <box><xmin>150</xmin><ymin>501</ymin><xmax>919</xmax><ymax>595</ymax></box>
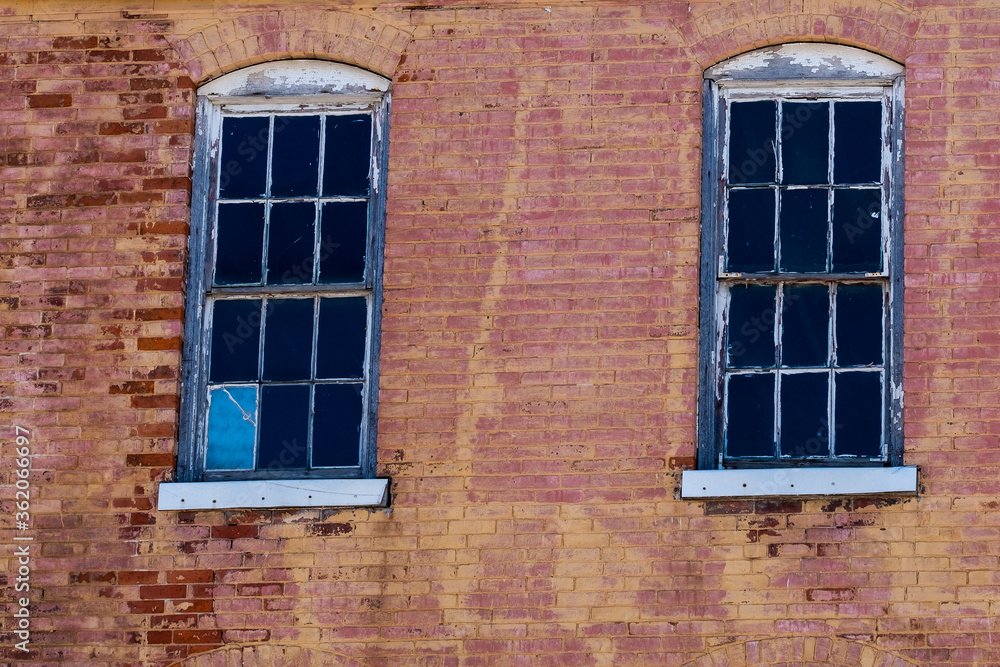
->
<box><xmin>157</xmin><ymin>478</ymin><xmax>389</xmax><ymax>510</ymax></box>
<box><xmin>681</xmin><ymin>466</ymin><xmax>917</xmax><ymax>499</ymax></box>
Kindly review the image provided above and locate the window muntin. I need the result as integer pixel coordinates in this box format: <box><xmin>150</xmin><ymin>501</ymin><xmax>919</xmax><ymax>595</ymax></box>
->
<box><xmin>177</xmin><ymin>62</ymin><xmax>389</xmax><ymax>484</ymax></box>
<box><xmin>698</xmin><ymin>45</ymin><xmax>904</xmax><ymax>471</ymax></box>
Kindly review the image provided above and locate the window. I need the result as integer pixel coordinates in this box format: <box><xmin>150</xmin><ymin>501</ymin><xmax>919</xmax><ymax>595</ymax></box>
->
<box><xmin>684</xmin><ymin>44</ymin><xmax>916</xmax><ymax>498</ymax></box>
<box><xmin>159</xmin><ymin>61</ymin><xmax>390</xmax><ymax>510</ymax></box>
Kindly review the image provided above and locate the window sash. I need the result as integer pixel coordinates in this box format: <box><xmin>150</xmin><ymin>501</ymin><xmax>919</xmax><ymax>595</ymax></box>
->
<box><xmin>697</xmin><ymin>75</ymin><xmax>904</xmax><ymax>470</ymax></box>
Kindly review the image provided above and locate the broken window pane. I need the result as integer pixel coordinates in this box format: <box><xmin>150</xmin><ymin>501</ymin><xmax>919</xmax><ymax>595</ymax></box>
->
<box><xmin>729</xmin><ymin>100</ymin><xmax>776</xmax><ymax>185</ymax></box>
<box><xmin>781</xmin><ymin>284</ymin><xmax>829</xmax><ymax>367</ymax></box>
<box><xmin>219</xmin><ymin>116</ymin><xmax>269</xmax><ymax>199</ymax></box>
<box><xmin>257</xmin><ymin>384</ymin><xmax>310</xmax><ymax>470</ymax></box>
<box><xmin>312</xmin><ymin>383</ymin><xmax>364</xmax><ymax>467</ymax></box>
<box><xmin>271</xmin><ymin>115</ymin><xmax>321</xmax><ymax>197</ymax></box>
<box><xmin>779</xmin><ymin>189</ymin><xmax>828</xmax><ymax>272</ymax></box>
<box><xmin>316</xmin><ymin>297</ymin><xmax>368</xmax><ymax>380</ymax></box>
<box><xmin>205</xmin><ymin>386</ymin><xmax>257</xmax><ymax>470</ymax></box>
<box><xmin>834</xmin><ymin>102</ymin><xmax>882</xmax><ymax>184</ymax></box>
<box><xmin>727</xmin><ymin>284</ymin><xmax>777</xmax><ymax>368</ymax></box>
<box><xmin>832</xmin><ymin>189</ymin><xmax>882</xmax><ymax>272</ymax></box>
<box><xmin>215</xmin><ymin>202</ymin><xmax>265</xmax><ymax>285</ymax></box>
<box><xmin>836</xmin><ymin>283</ymin><xmax>883</xmax><ymax>366</ymax></box>
<box><xmin>319</xmin><ymin>201</ymin><xmax>368</xmax><ymax>283</ymax></box>
<box><xmin>779</xmin><ymin>372</ymin><xmax>829</xmax><ymax>457</ymax></box>
<box><xmin>726</xmin><ymin>373</ymin><xmax>775</xmax><ymax>457</ymax></box>
<box><xmin>835</xmin><ymin>371</ymin><xmax>882</xmax><ymax>456</ymax></box>
<box><xmin>209</xmin><ymin>299</ymin><xmax>261</xmax><ymax>382</ymax></box>
<box><xmin>324</xmin><ymin>114</ymin><xmax>372</xmax><ymax>196</ymax></box>
<box><xmin>262</xmin><ymin>298</ymin><xmax>314</xmax><ymax>382</ymax></box>
<box><xmin>727</xmin><ymin>188</ymin><xmax>776</xmax><ymax>272</ymax></box>
<box><xmin>781</xmin><ymin>102</ymin><xmax>829</xmax><ymax>185</ymax></box>
<box><xmin>266</xmin><ymin>202</ymin><xmax>316</xmax><ymax>285</ymax></box>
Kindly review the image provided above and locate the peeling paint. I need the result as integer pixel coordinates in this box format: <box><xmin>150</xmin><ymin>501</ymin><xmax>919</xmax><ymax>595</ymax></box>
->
<box><xmin>707</xmin><ymin>43</ymin><xmax>903</xmax><ymax>81</ymax></box>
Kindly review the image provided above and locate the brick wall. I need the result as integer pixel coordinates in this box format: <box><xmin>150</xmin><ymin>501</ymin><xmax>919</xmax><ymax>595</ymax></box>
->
<box><xmin>0</xmin><ymin>1</ymin><xmax>998</xmax><ymax>665</ymax></box>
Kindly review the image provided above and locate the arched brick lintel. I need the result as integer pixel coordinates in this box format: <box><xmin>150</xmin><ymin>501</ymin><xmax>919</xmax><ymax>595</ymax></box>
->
<box><xmin>167</xmin><ymin>9</ymin><xmax>412</xmax><ymax>85</ymax></box>
<box><xmin>675</xmin><ymin>0</ymin><xmax>925</xmax><ymax>70</ymax></box>
<box><xmin>681</xmin><ymin>636</ymin><xmax>920</xmax><ymax>667</ymax></box>
<box><xmin>167</xmin><ymin>644</ymin><xmax>368</xmax><ymax>667</ymax></box>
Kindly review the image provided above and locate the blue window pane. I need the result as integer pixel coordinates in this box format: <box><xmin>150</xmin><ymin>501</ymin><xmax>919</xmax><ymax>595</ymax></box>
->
<box><xmin>781</xmin><ymin>102</ymin><xmax>829</xmax><ymax>185</ymax></box>
<box><xmin>779</xmin><ymin>372</ymin><xmax>829</xmax><ymax>458</ymax></box>
<box><xmin>324</xmin><ymin>114</ymin><xmax>372</xmax><ymax>196</ymax></box>
<box><xmin>219</xmin><ymin>116</ymin><xmax>268</xmax><ymax>199</ymax></box>
<box><xmin>316</xmin><ymin>297</ymin><xmax>367</xmax><ymax>380</ymax></box>
<box><xmin>835</xmin><ymin>371</ymin><xmax>882</xmax><ymax>457</ymax></box>
<box><xmin>836</xmin><ymin>283</ymin><xmax>884</xmax><ymax>366</ymax></box>
<box><xmin>266</xmin><ymin>202</ymin><xmax>316</xmax><ymax>285</ymax></box>
<box><xmin>781</xmin><ymin>284</ymin><xmax>829</xmax><ymax>367</ymax></box>
<box><xmin>832</xmin><ymin>189</ymin><xmax>882</xmax><ymax>272</ymax></box>
<box><xmin>727</xmin><ymin>188</ymin><xmax>776</xmax><ymax>272</ymax></box>
<box><xmin>257</xmin><ymin>384</ymin><xmax>310</xmax><ymax>470</ymax></box>
<box><xmin>728</xmin><ymin>284</ymin><xmax>777</xmax><ymax>369</ymax></box>
<box><xmin>729</xmin><ymin>100</ymin><xmax>776</xmax><ymax>185</ymax></box>
<box><xmin>726</xmin><ymin>373</ymin><xmax>775</xmax><ymax>458</ymax></box>
<box><xmin>779</xmin><ymin>189</ymin><xmax>828</xmax><ymax>272</ymax></box>
<box><xmin>313</xmin><ymin>383</ymin><xmax>364</xmax><ymax>467</ymax></box>
<box><xmin>834</xmin><ymin>102</ymin><xmax>882</xmax><ymax>185</ymax></box>
<box><xmin>205</xmin><ymin>386</ymin><xmax>257</xmax><ymax>470</ymax></box>
<box><xmin>209</xmin><ymin>299</ymin><xmax>261</xmax><ymax>382</ymax></box>
<box><xmin>271</xmin><ymin>115</ymin><xmax>321</xmax><ymax>197</ymax></box>
<box><xmin>263</xmin><ymin>298</ymin><xmax>314</xmax><ymax>382</ymax></box>
<box><xmin>215</xmin><ymin>202</ymin><xmax>264</xmax><ymax>285</ymax></box>
<box><xmin>319</xmin><ymin>201</ymin><xmax>368</xmax><ymax>284</ymax></box>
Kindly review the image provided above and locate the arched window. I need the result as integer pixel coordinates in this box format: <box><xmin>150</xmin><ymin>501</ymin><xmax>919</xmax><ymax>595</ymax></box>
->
<box><xmin>160</xmin><ymin>61</ymin><xmax>390</xmax><ymax>510</ymax></box>
<box><xmin>684</xmin><ymin>44</ymin><xmax>916</xmax><ymax>498</ymax></box>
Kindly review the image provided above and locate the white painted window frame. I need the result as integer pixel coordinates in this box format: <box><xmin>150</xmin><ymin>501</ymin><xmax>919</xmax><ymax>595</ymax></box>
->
<box><xmin>686</xmin><ymin>44</ymin><xmax>916</xmax><ymax>499</ymax></box>
<box><xmin>160</xmin><ymin>61</ymin><xmax>391</xmax><ymax>510</ymax></box>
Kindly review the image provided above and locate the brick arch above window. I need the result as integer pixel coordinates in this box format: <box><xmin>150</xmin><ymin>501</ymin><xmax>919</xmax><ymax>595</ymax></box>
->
<box><xmin>671</xmin><ymin>0</ymin><xmax>925</xmax><ymax>71</ymax></box>
<box><xmin>167</xmin><ymin>8</ymin><xmax>412</xmax><ymax>84</ymax></box>
<box><xmin>681</xmin><ymin>636</ymin><xmax>920</xmax><ymax>667</ymax></box>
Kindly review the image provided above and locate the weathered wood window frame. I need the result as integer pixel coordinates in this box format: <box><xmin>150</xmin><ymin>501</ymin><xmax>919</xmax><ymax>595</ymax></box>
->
<box><xmin>687</xmin><ymin>44</ymin><xmax>913</xmax><ymax>497</ymax></box>
<box><xmin>159</xmin><ymin>61</ymin><xmax>390</xmax><ymax>510</ymax></box>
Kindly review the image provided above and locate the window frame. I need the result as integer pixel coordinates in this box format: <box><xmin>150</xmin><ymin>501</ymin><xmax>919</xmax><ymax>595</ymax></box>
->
<box><xmin>693</xmin><ymin>45</ymin><xmax>907</xmax><ymax>480</ymax></box>
<box><xmin>167</xmin><ymin>61</ymin><xmax>390</xmax><ymax>506</ymax></box>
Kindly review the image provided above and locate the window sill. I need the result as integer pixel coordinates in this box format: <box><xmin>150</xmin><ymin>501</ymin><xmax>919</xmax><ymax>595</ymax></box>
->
<box><xmin>157</xmin><ymin>478</ymin><xmax>389</xmax><ymax>510</ymax></box>
<box><xmin>680</xmin><ymin>466</ymin><xmax>916</xmax><ymax>499</ymax></box>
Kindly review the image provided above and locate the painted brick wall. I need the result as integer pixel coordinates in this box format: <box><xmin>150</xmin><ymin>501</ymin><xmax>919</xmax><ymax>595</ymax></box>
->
<box><xmin>0</xmin><ymin>1</ymin><xmax>998</xmax><ymax>665</ymax></box>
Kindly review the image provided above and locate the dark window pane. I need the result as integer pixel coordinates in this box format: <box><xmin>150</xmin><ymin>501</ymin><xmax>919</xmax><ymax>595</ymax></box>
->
<box><xmin>781</xmin><ymin>102</ymin><xmax>829</xmax><ymax>185</ymax></box>
<box><xmin>779</xmin><ymin>372</ymin><xmax>829</xmax><ymax>457</ymax></box>
<box><xmin>832</xmin><ymin>189</ymin><xmax>882</xmax><ymax>272</ymax></box>
<box><xmin>726</xmin><ymin>373</ymin><xmax>775</xmax><ymax>458</ymax></box>
<box><xmin>313</xmin><ymin>383</ymin><xmax>364</xmax><ymax>467</ymax></box>
<box><xmin>834</xmin><ymin>101</ymin><xmax>882</xmax><ymax>185</ymax></box>
<box><xmin>782</xmin><ymin>284</ymin><xmax>829</xmax><ymax>367</ymax></box>
<box><xmin>727</xmin><ymin>188</ymin><xmax>775</xmax><ymax>272</ymax></box>
<box><xmin>205</xmin><ymin>386</ymin><xmax>257</xmax><ymax>470</ymax></box>
<box><xmin>271</xmin><ymin>115</ymin><xmax>321</xmax><ymax>197</ymax></box>
<box><xmin>728</xmin><ymin>100</ymin><xmax>776</xmax><ymax>185</ymax></box>
<box><xmin>209</xmin><ymin>299</ymin><xmax>261</xmax><ymax>382</ymax></box>
<box><xmin>324</xmin><ymin>114</ymin><xmax>372</xmax><ymax>196</ymax></box>
<box><xmin>317</xmin><ymin>297</ymin><xmax>368</xmax><ymax>379</ymax></box>
<box><xmin>320</xmin><ymin>201</ymin><xmax>368</xmax><ymax>283</ymax></box>
<box><xmin>266</xmin><ymin>202</ymin><xmax>316</xmax><ymax>285</ymax></box>
<box><xmin>219</xmin><ymin>116</ymin><xmax>269</xmax><ymax>199</ymax></box>
<box><xmin>779</xmin><ymin>189</ymin><xmax>828</xmax><ymax>272</ymax></box>
<box><xmin>836</xmin><ymin>283</ymin><xmax>883</xmax><ymax>366</ymax></box>
<box><xmin>835</xmin><ymin>371</ymin><xmax>882</xmax><ymax>457</ymax></box>
<box><xmin>215</xmin><ymin>203</ymin><xmax>264</xmax><ymax>285</ymax></box>
<box><xmin>728</xmin><ymin>284</ymin><xmax>776</xmax><ymax>369</ymax></box>
<box><xmin>262</xmin><ymin>298</ymin><xmax>314</xmax><ymax>381</ymax></box>
<box><xmin>258</xmin><ymin>384</ymin><xmax>310</xmax><ymax>470</ymax></box>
